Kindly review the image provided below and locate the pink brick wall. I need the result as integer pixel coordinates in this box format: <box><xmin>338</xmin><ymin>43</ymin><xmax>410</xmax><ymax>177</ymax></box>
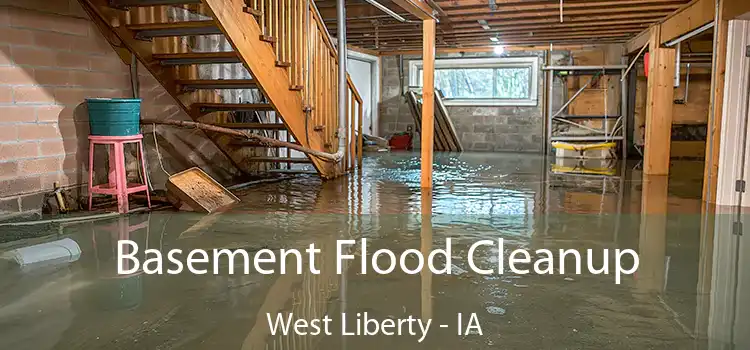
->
<box><xmin>0</xmin><ymin>4</ymin><xmax>239</xmax><ymax>216</ymax></box>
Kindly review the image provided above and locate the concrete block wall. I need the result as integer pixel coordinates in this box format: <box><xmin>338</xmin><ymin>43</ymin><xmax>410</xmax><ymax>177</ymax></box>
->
<box><xmin>0</xmin><ymin>4</ymin><xmax>239</xmax><ymax>218</ymax></box>
<box><xmin>379</xmin><ymin>50</ymin><xmax>574</xmax><ymax>153</ymax></box>
<box><xmin>379</xmin><ymin>51</ymin><xmax>548</xmax><ymax>152</ymax></box>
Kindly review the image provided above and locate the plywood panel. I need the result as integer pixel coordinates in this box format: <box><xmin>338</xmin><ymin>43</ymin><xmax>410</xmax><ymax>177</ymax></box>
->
<box><xmin>569</xmin><ymin>90</ymin><xmax>607</xmax><ymax>116</ymax></box>
<box><xmin>635</xmin><ymin>68</ymin><xmax>711</xmax><ymax>147</ymax></box>
<box><xmin>673</xmin><ymin>71</ymin><xmax>711</xmax><ymax>124</ymax></box>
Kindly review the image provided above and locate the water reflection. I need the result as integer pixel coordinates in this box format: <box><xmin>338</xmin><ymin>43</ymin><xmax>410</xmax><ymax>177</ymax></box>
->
<box><xmin>0</xmin><ymin>152</ymin><xmax>746</xmax><ymax>349</ymax></box>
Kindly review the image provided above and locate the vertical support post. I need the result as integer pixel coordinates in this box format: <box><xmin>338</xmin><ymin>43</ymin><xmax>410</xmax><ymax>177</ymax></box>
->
<box><xmin>644</xmin><ymin>25</ymin><xmax>677</xmax><ymax>175</ymax></box>
<box><xmin>636</xmin><ymin>175</ymin><xmax>669</xmax><ymax>292</ymax></box>
<box><xmin>703</xmin><ymin>1</ymin><xmax>729</xmax><ymax>204</ymax></box>
<box><xmin>421</xmin><ymin>19</ymin><xmax>436</xmax><ymax>189</ymax></box>
<box><xmin>420</xmin><ymin>191</ymin><xmax>433</xmax><ymax>320</ymax></box>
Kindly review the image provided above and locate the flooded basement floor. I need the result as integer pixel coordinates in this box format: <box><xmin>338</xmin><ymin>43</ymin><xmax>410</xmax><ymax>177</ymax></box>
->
<box><xmin>0</xmin><ymin>152</ymin><xmax>747</xmax><ymax>350</ymax></box>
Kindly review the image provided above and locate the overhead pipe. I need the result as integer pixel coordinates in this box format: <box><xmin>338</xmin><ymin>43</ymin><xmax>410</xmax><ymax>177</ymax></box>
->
<box><xmin>664</xmin><ymin>22</ymin><xmax>714</xmax><ymax>47</ymax></box>
<box><xmin>361</xmin><ymin>0</ymin><xmax>420</xmax><ymax>23</ymax></box>
<box><xmin>327</xmin><ymin>0</ymin><xmax>441</xmax><ymax>25</ymax></box>
<box><xmin>425</xmin><ymin>0</ymin><xmax>447</xmax><ymax>17</ymax></box>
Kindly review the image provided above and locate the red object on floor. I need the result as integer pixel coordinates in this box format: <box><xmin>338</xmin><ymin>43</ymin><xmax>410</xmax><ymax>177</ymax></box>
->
<box><xmin>644</xmin><ymin>52</ymin><xmax>650</xmax><ymax>78</ymax></box>
<box><xmin>389</xmin><ymin>132</ymin><xmax>413</xmax><ymax>150</ymax></box>
<box><xmin>88</xmin><ymin>134</ymin><xmax>151</xmax><ymax>214</ymax></box>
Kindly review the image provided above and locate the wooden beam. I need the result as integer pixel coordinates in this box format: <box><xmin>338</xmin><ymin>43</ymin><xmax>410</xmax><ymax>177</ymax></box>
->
<box><xmin>441</xmin><ymin>3</ymin><xmax>683</xmax><ymax>19</ymax></box>
<box><xmin>643</xmin><ymin>26</ymin><xmax>676</xmax><ymax>175</ymax></box>
<box><xmin>346</xmin><ymin>44</ymin><xmax>380</xmax><ymax>57</ymax></box>
<box><xmin>379</xmin><ymin>44</ymin><xmax>596</xmax><ymax>56</ymax></box>
<box><xmin>723</xmin><ymin>0</ymin><xmax>750</xmax><ymax>19</ymax></box>
<box><xmin>626</xmin><ymin>27</ymin><xmax>651</xmax><ymax>53</ymax></box>
<box><xmin>421</xmin><ymin>19</ymin><xmax>436</xmax><ymax>189</ymax></box>
<box><xmin>658</xmin><ymin>0</ymin><xmax>715</xmax><ymax>44</ymax></box>
<box><xmin>703</xmin><ymin>2</ymin><xmax>729</xmax><ymax>203</ymax></box>
<box><xmin>392</xmin><ymin>0</ymin><xmax>437</xmax><ymax>20</ymax></box>
<box><xmin>343</xmin><ymin>18</ymin><xmax>654</xmax><ymax>34</ymax></box>
<box><xmin>433</xmin><ymin>0</ymin><xmax>682</xmax><ymax>8</ymax></box>
<box><xmin>349</xmin><ymin>25</ymin><xmax>647</xmax><ymax>40</ymax></box>
<box><xmin>361</xmin><ymin>35</ymin><xmax>631</xmax><ymax>49</ymax></box>
<box><xmin>637</xmin><ymin>175</ymin><xmax>669</xmax><ymax>292</ymax></box>
<box><xmin>626</xmin><ymin>0</ymin><xmax>716</xmax><ymax>53</ymax></box>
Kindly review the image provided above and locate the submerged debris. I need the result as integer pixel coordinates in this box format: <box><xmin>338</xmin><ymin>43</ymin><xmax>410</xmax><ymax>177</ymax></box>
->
<box><xmin>486</xmin><ymin>306</ymin><xmax>506</xmax><ymax>315</ymax></box>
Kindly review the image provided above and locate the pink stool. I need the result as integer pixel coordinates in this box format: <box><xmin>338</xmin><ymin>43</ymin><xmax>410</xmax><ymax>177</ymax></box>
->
<box><xmin>88</xmin><ymin>134</ymin><xmax>151</xmax><ymax>214</ymax></box>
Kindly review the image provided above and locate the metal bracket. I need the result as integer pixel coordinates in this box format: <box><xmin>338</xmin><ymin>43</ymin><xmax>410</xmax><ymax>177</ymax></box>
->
<box><xmin>733</xmin><ymin>221</ymin><xmax>743</xmax><ymax>236</ymax></box>
<box><xmin>746</xmin><ymin>45</ymin><xmax>750</xmax><ymax>58</ymax></box>
<box><xmin>736</xmin><ymin>179</ymin><xmax>746</xmax><ymax>193</ymax></box>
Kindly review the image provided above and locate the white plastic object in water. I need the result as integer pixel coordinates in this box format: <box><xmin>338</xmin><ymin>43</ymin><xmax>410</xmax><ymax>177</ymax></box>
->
<box><xmin>4</xmin><ymin>238</ymin><xmax>81</xmax><ymax>267</ymax></box>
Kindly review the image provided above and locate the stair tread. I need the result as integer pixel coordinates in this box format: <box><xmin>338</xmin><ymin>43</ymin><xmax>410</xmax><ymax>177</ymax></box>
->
<box><xmin>195</xmin><ymin>103</ymin><xmax>275</xmax><ymax>111</ymax></box>
<box><xmin>211</xmin><ymin>122</ymin><xmax>285</xmax><ymax>129</ymax></box>
<box><xmin>249</xmin><ymin>157</ymin><xmax>311</xmax><ymax>163</ymax></box>
<box><xmin>153</xmin><ymin>52</ymin><xmax>237</xmax><ymax>59</ymax></box>
<box><xmin>128</xmin><ymin>20</ymin><xmax>222</xmax><ymax>38</ymax></box>
<box><xmin>177</xmin><ymin>79</ymin><xmax>258</xmax><ymax>89</ymax></box>
<box><xmin>153</xmin><ymin>51</ymin><xmax>240</xmax><ymax>65</ymax></box>
<box><xmin>127</xmin><ymin>20</ymin><xmax>217</xmax><ymax>31</ymax></box>
<box><xmin>111</xmin><ymin>0</ymin><xmax>201</xmax><ymax>7</ymax></box>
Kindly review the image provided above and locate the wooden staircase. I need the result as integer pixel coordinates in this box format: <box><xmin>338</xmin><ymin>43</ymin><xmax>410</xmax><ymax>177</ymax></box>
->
<box><xmin>79</xmin><ymin>0</ymin><xmax>363</xmax><ymax>178</ymax></box>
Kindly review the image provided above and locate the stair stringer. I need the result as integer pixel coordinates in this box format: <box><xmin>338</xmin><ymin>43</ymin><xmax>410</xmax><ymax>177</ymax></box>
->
<box><xmin>79</xmin><ymin>0</ymin><xmax>266</xmax><ymax>176</ymax></box>
<box><xmin>200</xmin><ymin>0</ymin><xmax>337</xmax><ymax>178</ymax></box>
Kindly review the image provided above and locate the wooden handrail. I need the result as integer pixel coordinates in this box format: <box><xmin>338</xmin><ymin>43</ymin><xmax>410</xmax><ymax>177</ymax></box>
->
<box><xmin>307</xmin><ymin>1</ymin><xmax>363</xmax><ymax>104</ymax></box>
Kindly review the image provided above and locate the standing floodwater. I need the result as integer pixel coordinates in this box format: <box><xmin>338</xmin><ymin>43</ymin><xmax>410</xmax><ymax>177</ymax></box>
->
<box><xmin>0</xmin><ymin>152</ymin><xmax>745</xmax><ymax>349</ymax></box>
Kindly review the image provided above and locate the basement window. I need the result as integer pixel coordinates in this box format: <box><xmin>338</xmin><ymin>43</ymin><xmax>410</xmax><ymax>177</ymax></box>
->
<box><xmin>408</xmin><ymin>57</ymin><xmax>539</xmax><ymax>106</ymax></box>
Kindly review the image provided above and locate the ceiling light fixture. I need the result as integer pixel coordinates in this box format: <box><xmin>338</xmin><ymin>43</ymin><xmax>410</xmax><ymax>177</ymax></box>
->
<box><xmin>478</xmin><ymin>19</ymin><xmax>491</xmax><ymax>30</ymax></box>
<box><xmin>493</xmin><ymin>45</ymin><xmax>505</xmax><ymax>55</ymax></box>
<box><xmin>489</xmin><ymin>37</ymin><xmax>499</xmax><ymax>42</ymax></box>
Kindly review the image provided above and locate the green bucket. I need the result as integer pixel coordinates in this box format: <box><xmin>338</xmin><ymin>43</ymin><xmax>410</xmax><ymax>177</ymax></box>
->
<box><xmin>86</xmin><ymin>98</ymin><xmax>141</xmax><ymax>136</ymax></box>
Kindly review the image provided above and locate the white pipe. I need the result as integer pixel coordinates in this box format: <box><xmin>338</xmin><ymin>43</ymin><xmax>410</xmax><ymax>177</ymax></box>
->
<box><xmin>361</xmin><ymin>0</ymin><xmax>417</xmax><ymax>23</ymax></box>
<box><xmin>664</xmin><ymin>22</ymin><xmax>715</xmax><ymax>47</ymax></box>
<box><xmin>3</xmin><ymin>238</ymin><xmax>81</xmax><ymax>267</ymax></box>
<box><xmin>337</xmin><ymin>0</ymin><xmax>347</xmax><ymax>163</ymax></box>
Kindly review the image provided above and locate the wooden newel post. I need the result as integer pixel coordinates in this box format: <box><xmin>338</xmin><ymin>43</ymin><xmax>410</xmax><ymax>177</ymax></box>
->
<box><xmin>421</xmin><ymin>19</ymin><xmax>436</xmax><ymax>189</ymax></box>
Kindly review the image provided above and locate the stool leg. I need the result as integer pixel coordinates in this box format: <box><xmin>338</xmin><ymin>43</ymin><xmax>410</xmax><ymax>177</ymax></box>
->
<box><xmin>114</xmin><ymin>142</ymin><xmax>128</xmax><ymax>214</ymax></box>
<box><xmin>108</xmin><ymin>144</ymin><xmax>117</xmax><ymax>188</ymax></box>
<box><xmin>88</xmin><ymin>140</ymin><xmax>94</xmax><ymax>211</ymax></box>
<box><xmin>138</xmin><ymin>140</ymin><xmax>152</xmax><ymax>209</ymax></box>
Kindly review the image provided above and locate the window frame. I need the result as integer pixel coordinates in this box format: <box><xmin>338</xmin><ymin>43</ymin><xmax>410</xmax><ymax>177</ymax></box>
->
<box><xmin>408</xmin><ymin>56</ymin><xmax>540</xmax><ymax>107</ymax></box>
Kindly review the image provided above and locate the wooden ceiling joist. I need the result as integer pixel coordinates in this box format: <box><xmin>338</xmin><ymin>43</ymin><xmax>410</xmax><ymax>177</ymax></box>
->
<box><xmin>440</xmin><ymin>2</ymin><xmax>684</xmax><ymax>18</ymax></box>
<box><xmin>349</xmin><ymin>27</ymin><xmax>645</xmax><ymax>42</ymax></box>
<box><xmin>316</xmin><ymin>0</ymin><xmax>694</xmax><ymax>52</ymax></box>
